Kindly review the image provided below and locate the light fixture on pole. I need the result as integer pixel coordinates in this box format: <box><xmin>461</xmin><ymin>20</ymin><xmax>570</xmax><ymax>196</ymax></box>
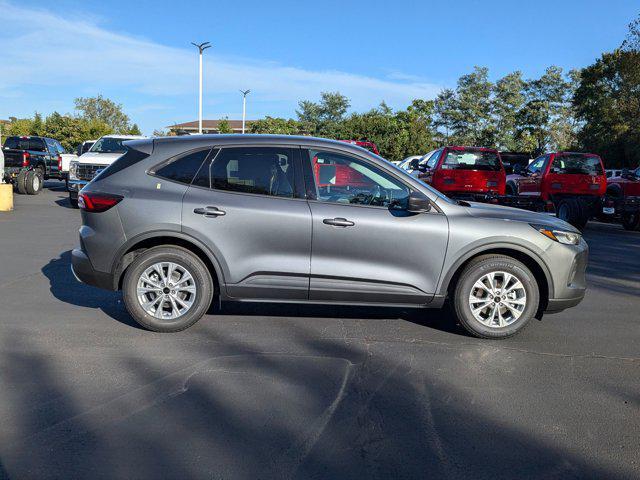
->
<box><xmin>240</xmin><ymin>89</ymin><xmax>250</xmax><ymax>134</ymax></box>
<box><xmin>191</xmin><ymin>41</ymin><xmax>211</xmax><ymax>134</ymax></box>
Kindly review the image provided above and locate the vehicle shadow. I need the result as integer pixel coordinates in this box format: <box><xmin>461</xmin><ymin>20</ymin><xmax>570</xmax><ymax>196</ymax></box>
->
<box><xmin>54</xmin><ymin>196</ymin><xmax>77</xmax><ymax>209</ymax></box>
<box><xmin>0</xmin><ymin>322</ymin><xmax>631</xmax><ymax>479</ymax></box>
<box><xmin>41</xmin><ymin>250</ymin><xmax>142</xmax><ymax>329</ymax></box>
<box><xmin>212</xmin><ymin>301</ymin><xmax>467</xmax><ymax>337</ymax></box>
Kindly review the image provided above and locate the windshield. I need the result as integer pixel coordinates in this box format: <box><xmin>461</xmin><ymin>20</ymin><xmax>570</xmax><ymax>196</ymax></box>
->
<box><xmin>551</xmin><ymin>154</ymin><xmax>603</xmax><ymax>175</ymax></box>
<box><xmin>442</xmin><ymin>150</ymin><xmax>502</xmax><ymax>171</ymax></box>
<box><xmin>90</xmin><ymin>137</ymin><xmax>128</xmax><ymax>154</ymax></box>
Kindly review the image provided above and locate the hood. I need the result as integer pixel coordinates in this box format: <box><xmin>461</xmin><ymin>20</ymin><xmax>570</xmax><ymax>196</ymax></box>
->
<box><xmin>464</xmin><ymin>201</ymin><xmax>579</xmax><ymax>232</ymax></box>
<box><xmin>77</xmin><ymin>152</ymin><xmax>124</xmax><ymax>165</ymax></box>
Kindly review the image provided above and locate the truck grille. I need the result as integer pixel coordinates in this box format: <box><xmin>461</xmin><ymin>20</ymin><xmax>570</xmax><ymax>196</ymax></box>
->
<box><xmin>76</xmin><ymin>164</ymin><xmax>105</xmax><ymax>181</ymax></box>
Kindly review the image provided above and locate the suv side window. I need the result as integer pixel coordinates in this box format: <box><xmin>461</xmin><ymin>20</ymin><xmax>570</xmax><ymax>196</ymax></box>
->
<box><xmin>155</xmin><ymin>149</ymin><xmax>212</xmax><ymax>185</ymax></box>
<box><xmin>305</xmin><ymin>149</ymin><xmax>410</xmax><ymax>208</ymax></box>
<box><xmin>30</xmin><ymin>138</ymin><xmax>46</xmax><ymax>152</ymax></box>
<box><xmin>195</xmin><ymin>146</ymin><xmax>296</xmax><ymax>198</ymax></box>
<box><xmin>527</xmin><ymin>156</ymin><xmax>546</xmax><ymax>174</ymax></box>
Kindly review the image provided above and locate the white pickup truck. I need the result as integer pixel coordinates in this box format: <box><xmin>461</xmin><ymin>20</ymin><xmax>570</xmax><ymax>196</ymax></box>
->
<box><xmin>68</xmin><ymin>134</ymin><xmax>146</xmax><ymax>207</ymax></box>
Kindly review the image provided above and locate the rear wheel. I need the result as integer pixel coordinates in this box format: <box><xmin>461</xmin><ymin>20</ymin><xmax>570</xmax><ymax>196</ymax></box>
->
<box><xmin>453</xmin><ymin>255</ymin><xmax>539</xmax><ymax>339</ymax></box>
<box><xmin>25</xmin><ymin>170</ymin><xmax>43</xmax><ymax>195</ymax></box>
<box><xmin>122</xmin><ymin>246</ymin><xmax>214</xmax><ymax>332</ymax></box>
<box><xmin>15</xmin><ymin>170</ymin><xmax>27</xmax><ymax>194</ymax></box>
<box><xmin>622</xmin><ymin>211</ymin><xmax>640</xmax><ymax>231</ymax></box>
<box><xmin>556</xmin><ymin>198</ymin><xmax>588</xmax><ymax>229</ymax></box>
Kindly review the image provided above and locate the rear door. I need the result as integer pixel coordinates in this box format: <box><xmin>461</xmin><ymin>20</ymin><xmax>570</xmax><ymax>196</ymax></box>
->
<box><xmin>181</xmin><ymin>145</ymin><xmax>312</xmax><ymax>300</ymax></box>
<box><xmin>303</xmin><ymin>147</ymin><xmax>449</xmax><ymax>305</ymax></box>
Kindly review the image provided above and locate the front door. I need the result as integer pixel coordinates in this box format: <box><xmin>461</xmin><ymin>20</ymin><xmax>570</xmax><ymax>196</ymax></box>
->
<box><xmin>182</xmin><ymin>146</ymin><xmax>312</xmax><ymax>300</ymax></box>
<box><xmin>303</xmin><ymin>148</ymin><xmax>449</xmax><ymax>305</ymax></box>
<box><xmin>517</xmin><ymin>155</ymin><xmax>547</xmax><ymax>196</ymax></box>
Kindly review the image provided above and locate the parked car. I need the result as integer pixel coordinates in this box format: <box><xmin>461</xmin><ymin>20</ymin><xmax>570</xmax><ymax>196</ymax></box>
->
<box><xmin>1</xmin><ymin>135</ymin><xmax>66</xmax><ymax>194</ymax></box>
<box><xmin>507</xmin><ymin>152</ymin><xmax>607</xmax><ymax>229</ymax></box>
<box><xmin>416</xmin><ymin>146</ymin><xmax>506</xmax><ymax>197</ymax></box>
<box><xmin>68</xmin><ymin>135</ymin><xmax>146</xmax><ymax>207</ymax></box>
<box><xmin>398</xmin><ymin>155</ymin><xmax>423</xmax><ymax>171</ymax></box>
<box><xmin>605</xmin><ymin>166</ymin><xmax>640</xmax><ymax>230</ymax></box>
<box><xmin>71</xmin><ymin>135</ymin><xmax>588</xmax><ymax>338</ymax></box>
<box><xmin>76</xmin><ymin>140</ymin><xmax>96</xmax><ymax>157</ymax></box>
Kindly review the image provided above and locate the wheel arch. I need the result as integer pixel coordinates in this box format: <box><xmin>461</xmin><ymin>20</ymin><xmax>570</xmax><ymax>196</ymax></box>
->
<box><xmin>112</xmin><ymin>231</ymin><xmax>224</xmax><ymax>293</ymax></box>
<box><xmin>440</xmin><ymin>245</ymin><xmax>552</xmax><ymax>317</ymax></box>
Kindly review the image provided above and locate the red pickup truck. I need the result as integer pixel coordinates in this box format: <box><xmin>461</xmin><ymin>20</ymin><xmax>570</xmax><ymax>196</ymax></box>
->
<box><xmin>416</xmin><ymin>146</ymin><xmax>506</xmax><ymax>198</ymax></box>
<box><xmin>507</xmin><ymin>152</ymin><xmax>607</xmax><ymax>229</ymax></box>
<box><xmin>605</xmin><ymin>166</ymin><xmax>640</xmax><ymax>230</ymax></box>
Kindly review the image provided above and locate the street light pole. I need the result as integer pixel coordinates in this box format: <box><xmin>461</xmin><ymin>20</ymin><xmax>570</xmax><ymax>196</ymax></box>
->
<box><xmin>240</xmin><ymin>89</ymin><xmax>250</xmax><ymax>134</ymax></box>
<box><xmin>191</xmin><ymin>42</ymin><xmax>211</xmax><ymax>134</ymax></box>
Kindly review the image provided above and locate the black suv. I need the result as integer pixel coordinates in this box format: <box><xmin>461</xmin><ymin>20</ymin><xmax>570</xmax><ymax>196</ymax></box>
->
<box><xmin>2</xmin><ymin>136</ymin><xmax>65</xmax><ymax>194</ymax></box>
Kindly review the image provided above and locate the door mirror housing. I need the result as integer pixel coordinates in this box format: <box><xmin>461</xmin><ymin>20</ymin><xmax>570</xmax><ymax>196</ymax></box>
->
<box><xmin>407</xmin><ymin>191</ymin><xmax>432</xmax><ymax>213</ymax></box>
<box><xmin>417</xmin><ymin>163</ymin><xmax>429</xmax><ymax>173</ymax></box>
<box><xmin>409</xmin><ymin>158</ymin><xmax>420</xmax><ymax>170</ymax></box>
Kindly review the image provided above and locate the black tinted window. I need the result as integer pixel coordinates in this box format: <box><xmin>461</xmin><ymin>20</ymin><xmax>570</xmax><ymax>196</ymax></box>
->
<box><xmin>3</xmin><ymin>136</ymin><xmax>45</xmax><ymax>151</ymax></box>
<box><xmin>196</xmin><ymin>147</ymin><xmax>295</xmax><ymax>198</ymax></box>
<box><xmin>155</xmin><ymin>149</ymin><xmax>211</xmax><ymax>185</ymax></box>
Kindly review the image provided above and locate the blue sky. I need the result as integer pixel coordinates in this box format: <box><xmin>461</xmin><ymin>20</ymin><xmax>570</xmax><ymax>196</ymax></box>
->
<box><xmin>1</xmin><ymin>0</ymin><xmax>637</xmax><ymax>134</ymax></box>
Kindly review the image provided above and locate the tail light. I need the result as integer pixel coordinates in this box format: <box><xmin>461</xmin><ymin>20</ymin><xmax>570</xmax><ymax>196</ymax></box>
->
<box><xmin>57</xmin><ymin>155</ymin><xmax>62</xmax><ymax>171</ymax></box>
<box><xmin>78</xmin><ymin>192</ymin><xmax>123</xmax><ymax>212</ymax></box>
<box><xmin>22</xmin><ymin>152</ymin><xmax>30</xmax><ymax>167</ymax></box>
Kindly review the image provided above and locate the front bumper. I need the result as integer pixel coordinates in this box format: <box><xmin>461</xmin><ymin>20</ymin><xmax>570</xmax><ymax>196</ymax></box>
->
<box><xmin>543</xmin><ymin>239</ymin><xmax>589</xmax><ymax>313</ymax></box>
<box><xmin>71</xmin><ymin>247</ymin><xmax>115</xmax><ymax>291</ymax></box>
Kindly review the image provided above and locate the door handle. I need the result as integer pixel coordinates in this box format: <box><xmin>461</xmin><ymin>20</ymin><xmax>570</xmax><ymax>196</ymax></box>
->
<box><xmin>323</xmin><ymin>217</ymin><xmax>354</xmax><ymax>227</ymax></box>
<box><xmin>194</xmin><ymin>206</ymin><xmax>226</xmax><ymax>217</ymax></box>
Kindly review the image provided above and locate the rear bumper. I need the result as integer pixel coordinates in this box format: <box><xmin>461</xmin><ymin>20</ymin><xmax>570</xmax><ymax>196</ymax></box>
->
<box><xmin>71</xmin><ymin>247</ymin><xmax>115</xmax><ymax>291</ymax></box>
<box><xmin>545</xmin><ymin>295</ymin><xmax>585</xmax><ymax>313</ymax></box>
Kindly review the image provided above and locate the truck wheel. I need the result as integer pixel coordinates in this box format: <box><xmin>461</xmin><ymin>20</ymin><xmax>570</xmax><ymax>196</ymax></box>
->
<box><xmin>453</xmin><ymin>255</ymin><xmax>539</xmax><ymax>339</ymax></box>
<box><xmin>15</xmin><ymin>170</ymin><xmax>27</xmax><ymax>194</ymax></box>
<box><xmin>25</xmin><ymin>170</ymin><xmax>44</xmax><ymax>195</ymax></box>
<box><xmin>556</xmin><ymin>198</ymin><xmax>587</xmax><ymax>228</ymax></box>
<box><xmin>122</xmin><ymin>246</ymin><xmax>214</xmax><ymax>333</ymax></box>
<box><xmin>506</xmin><ymin>182</ymin><xmax>516</xmax><ymax>196</ymax></box>
<box><xmin>622</xmin><ymin>212</ymin><xmax>640</xmax><ymax>231</ymax></box>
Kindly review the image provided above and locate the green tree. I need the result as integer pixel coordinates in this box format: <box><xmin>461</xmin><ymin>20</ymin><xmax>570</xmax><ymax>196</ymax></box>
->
<box><xmin>217</xmin><ymin>117</ymin><xmax>233</xmax><ymax>134</ymax></box>
<box><xmin>297</xmin><ymin>91</ymin><xmax>350</xmax><ymax>136</ymax></box>
<box><xmin>248</xmin><ymin>117</ymin><xmax>304</xmax><ymax>135</ymax></box>
<box><xmin>74</xmin><ymin>95</ymin><xmax>132</xmax><ymax>134</ymax></box>
<box><xmin>451</xmin><ymin>66</ymin><xmax>494</xmax><ymax>145</ymax></box>
<box><xmin>574</xmin><ymin>49</ymin><xmax>640</xmax><ymax>168</ymax></box>
<box><xmin>493</xmin><ymin>71</ymin><xmax>525</xmax><ymax>151</ymax></box>
<box><xmin>433</xmin><ymin>89</ymin><xmax>457</xmax><ymax>144</ymax></box>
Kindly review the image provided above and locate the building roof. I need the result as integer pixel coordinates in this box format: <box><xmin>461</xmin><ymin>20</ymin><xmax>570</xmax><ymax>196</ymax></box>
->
<box><xmin>168</xmin><ymin>120</ymin><xmax>254</xmax><ymax>130</ymax></box>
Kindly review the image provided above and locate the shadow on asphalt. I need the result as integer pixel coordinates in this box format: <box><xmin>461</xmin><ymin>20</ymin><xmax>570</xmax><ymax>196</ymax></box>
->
<box><xmin>54</xmin><ymin>196</ymin><xmax>77</xmax><ymax>209</ymax></box>
<box><xmin>583</xmin><ymin>222</ymin><xmax>640</xmax><ymax>296</ymax></box>
<box><xmin>0</xmin><ymin>316</ymin><xmax>629</xmax><ymax>479</ymax></box>
<box><xmin>41</xmin><ymin>250</ymin><xmax>143</xmax><ymax>330</ymax></box>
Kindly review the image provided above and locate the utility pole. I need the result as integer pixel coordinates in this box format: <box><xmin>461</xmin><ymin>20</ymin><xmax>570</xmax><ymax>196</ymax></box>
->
<box><xmin>191</xmin><ymin>42</ymin><xmax>211</xmax><ymax>134</ymax></box>
<box><xmin>240</xmin><ymin>89</ymin><xmax>251</xmax><ymax>134</ymax></box>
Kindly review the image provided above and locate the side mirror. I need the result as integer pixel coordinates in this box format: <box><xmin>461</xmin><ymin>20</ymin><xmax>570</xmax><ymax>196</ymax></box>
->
<box><xmin>417</xmin><ymin>164</ymin><xmax>429</xmax><ymax>173</ymax></box>
<box><xmin>513</xmin><ymin>164</ymin><xmax>523</xmax><ymax>175</ymax></box>
<box><xmin>407</xmin><ymin>191</ymin><xmax>432</xmax><ymax>213</ymax></box>
<box><xmin>409</xmin><ymin>159</ymin><xmax>420</xmax><ymax>170</ymax></box>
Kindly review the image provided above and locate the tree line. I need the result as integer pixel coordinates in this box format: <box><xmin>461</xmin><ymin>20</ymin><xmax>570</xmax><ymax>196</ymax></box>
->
<box><xmin>1</xmin><ymin>95</ymin><xmax>141</xmax><ymax>152</ymax></box>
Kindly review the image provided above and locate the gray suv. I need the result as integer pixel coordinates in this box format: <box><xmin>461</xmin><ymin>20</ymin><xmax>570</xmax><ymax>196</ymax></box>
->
<box><xmin>71</xmin><ymin>135</ymin><xmax>588</xmax><ymax>338</ymax></box>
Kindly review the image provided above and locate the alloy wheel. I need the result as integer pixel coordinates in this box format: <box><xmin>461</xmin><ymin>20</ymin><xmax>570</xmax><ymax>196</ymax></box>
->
<box><xmin>136</xmin><ymin>262</ymin><xmax>197</xmax><ymax>320</ymax></box>
<box><xmin>468</xmin><ymin>271</ymin><xmax>527</xmax><ymax>328</ymax></box>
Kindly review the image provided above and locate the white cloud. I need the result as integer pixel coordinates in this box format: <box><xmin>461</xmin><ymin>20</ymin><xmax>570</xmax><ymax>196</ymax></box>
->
<box><xmin>0</xmin><ymin>1</ymin><xmax>442</xmax><ymax>126</ymax></box>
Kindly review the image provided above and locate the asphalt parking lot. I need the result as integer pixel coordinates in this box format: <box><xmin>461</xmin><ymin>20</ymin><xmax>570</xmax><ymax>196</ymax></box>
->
<box><xmin>0</xmin><ymin>181</ymin><xmax>639</xmax><ymax>480</ymax></box>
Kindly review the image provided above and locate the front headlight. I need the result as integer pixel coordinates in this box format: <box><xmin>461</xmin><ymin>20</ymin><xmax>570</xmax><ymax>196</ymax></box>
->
<box><xmin>69</xmin><ymin>161</ymin><xmax>78</xmax><ymax>180</ymax></box>
<box><xmin>531</xmin><ymin>224</ymin><xmax>581</xmax><ymax>245</ymax></box>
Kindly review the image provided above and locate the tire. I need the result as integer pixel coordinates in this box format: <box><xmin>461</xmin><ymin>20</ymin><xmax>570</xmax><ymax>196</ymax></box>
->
<box><xmin>506</xmin><ymin>182</ymin><xmax>516</xmax><ymax>196</ymax></box>
<box><xmin>16</xmin><ymin>170</ymin><xmax>27</xmax><ymax>194</ymax></box>
<box><xmin>69</xmin><ymin>196</ymin><xmax>79</xmax><ymax>208</ymax></box>
<box><xmin>25</xmin><ymin>170</ymin><xmax>43</xmax><ymax>195</ymax></box>
<box><xmin>453</xmin><ymin>255</ymin><xmax>540</xmax><ymax>339</ymax></box>
<box><xmin>622</xmin><ymin>211</ymin><xmax>640</xmax><ymax>231</ymax></box>
<box><xmin>556</xmin><ymin>199</ymin><xmax>579</xmax><ymax>227</ymax></box>
<box><xmin>122</xmin><ymin>246</ymin><xmax>214</xmax><ymax>332</ymax></box>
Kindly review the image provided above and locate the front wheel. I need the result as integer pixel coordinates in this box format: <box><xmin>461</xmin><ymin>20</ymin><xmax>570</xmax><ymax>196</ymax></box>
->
<box><xmin>122</xmin><ymin>246</ymin><xmax>214</xmax><ymax>332</ymax></box>
<box><xmin>622</xmin><ymin>211</ymin><xmax>640</xmax><ymax>231</ymax></box>
<box><xmin>453</xmin><ymin>255</ymin><xmax>540</xmax><ymax>339</ymax></box>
